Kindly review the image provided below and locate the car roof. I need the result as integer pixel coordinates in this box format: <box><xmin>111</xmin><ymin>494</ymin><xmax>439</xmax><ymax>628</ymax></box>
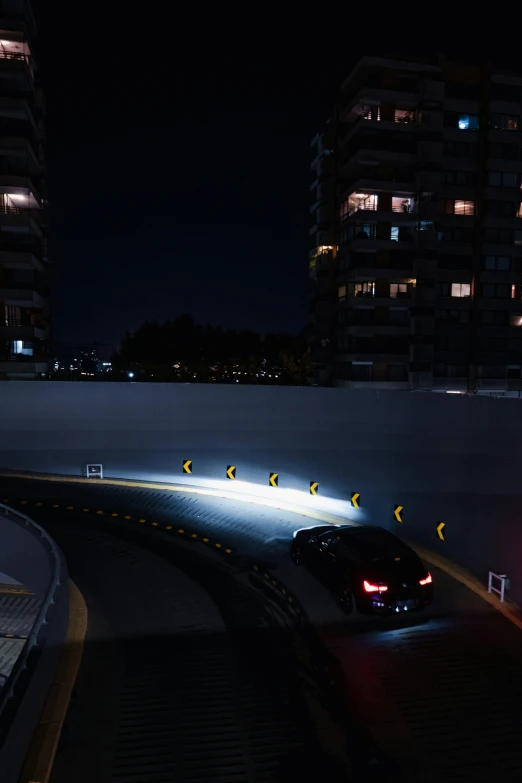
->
<box><xmin>325</xmin><ymin>526</ymin><xmax>414</xmax><ymax>560</ymax></box>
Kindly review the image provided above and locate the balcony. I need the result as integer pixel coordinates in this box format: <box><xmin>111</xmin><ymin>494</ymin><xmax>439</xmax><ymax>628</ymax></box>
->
<box><xmin>0</xmin><ymin>202</ymin><xmax>42</xmax><ymax>235</ymax></box>
<box><xmin>0</xmin><ymin>137</ymin><xmax>42</xmax><ymax>176</ymax></box>
<box><xmin>0</xmin><ymin>289</ymin><xmax>46</xmax><ymax>307</ymax></box>
<box><xmin>0</xmin><ymin>175</ymin><xmax>41</xmax><ymax>204</ymax></box>
<box><xmin>0</xmin><ymin>359</ymin><xmax>48</xmax><ymax>376</ymax></box>
<box><xmin>339</xmin><ymin>134</ymin><xmax>418</xmax><ymax>175</ymax></box>
<box><xmin>0</xmin><ymin>323</ymin><xmax>48</xmax><ymax>340</ymax></box>
<box><xmin>339</xmin><ymin>79</ymin><xmax>421</xmax><ymax>123</ymax></box>
<box><xmin>340</xmin><ymin>192</ymin><xmax>416</xmax><ymax>220</ymax></box>
<box><xmin>0</xmin><ymin>39</ymin><xmax>35</xmax><ymax>81</ymax></box>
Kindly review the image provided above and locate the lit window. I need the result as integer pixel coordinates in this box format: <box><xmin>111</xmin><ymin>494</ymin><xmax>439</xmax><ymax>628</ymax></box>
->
<box><xmin>417</xmin><ymin>220</ymin><xmax>435</xmax><ymax>231</ymax></box>
<box><xmin>338</xmin><ymin>285</ymin><xmax>347</xmax><ymax>302</ymax></box>
<box><xmin>511</xmin><ymin>314</ymin><xmax>522</xmax><ymax>326</ymax></box>
<box><xmin>362</xmin><ymin>106</ymin><xmax>380</xmax><ymax>121</ymax></box>
<box><xmin>390</xmin><ymin>226</ymin><xmax>399</xmax><ymax>241</ymax></box>
<box><xmin>458</xmin><ymin>114</ymin><xmax>479</xmax><ymax>130</ymax></box>
<box><xmin>344</xmin><ymin>192</ymin><xmax>378</xmax><ymax>217</ymax></box>
<box><xmin>390</xmin><ymin>283</ymin><xmax>408</xmax><ymax>298</ymax></box>
<box><xmin>392</xmin><ymin>196</ymin><xmax>414</xmax><ymax>213</ymax></box>
<box><xmin>353</xmin><ymin>281</ymin><xmax>375</xmax><ymax>297</ymax></box>
<box><xmin>518</xmin><ymin>204</ymin><xmax>522</xmax><ymax>218</ymax></box>
<box><xmin>451</xmin><ymin>283</ymin><xmax>471</xmax><ymax>297</ymax></box>
<box><xmin>5</xmin><ymin>304</ymin><xmax>20</xmax><ymax>327</ymax></box>
<box><xmin>446</xmin><ymin>199</ymin><xmax>475</xmax><ymax>215</ymax></box>
<box><xmin>491</xmin><ymin>113</ymin><xmax>520</xmax><ymax>131</ymax></box>
<box><xmin>394</xmin><ymin>109</ymin><xmax>415</xmax><ymax>124</ymax></box>
<box><xmin>349</xmin><ymin>222</ymin><xmax>375</xmax><ymax>241</ymax></box>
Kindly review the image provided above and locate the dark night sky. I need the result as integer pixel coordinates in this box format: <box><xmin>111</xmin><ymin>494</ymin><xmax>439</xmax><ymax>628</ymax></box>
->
<box><xmin>29</xmin><ymin>5</ymin><xmax>513</xmax><ymax>349</ymax></box>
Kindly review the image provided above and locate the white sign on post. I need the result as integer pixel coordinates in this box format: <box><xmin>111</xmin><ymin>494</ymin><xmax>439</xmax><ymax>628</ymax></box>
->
<box><xmin>86</xmin><ymin>464</ymin><xmax>103</xmax><ymax>479</ymax></box>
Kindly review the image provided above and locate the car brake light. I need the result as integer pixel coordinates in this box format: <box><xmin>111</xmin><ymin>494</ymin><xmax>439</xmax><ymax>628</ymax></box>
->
<box><xmin>419</xmin><ymin>572</ymin><xmax>432</xmax><ymax>586</ymax></box>
<box><xmin>363</xmin><ymin>580</ymin><xmax>388</xmax><ymax>593</ymax></box>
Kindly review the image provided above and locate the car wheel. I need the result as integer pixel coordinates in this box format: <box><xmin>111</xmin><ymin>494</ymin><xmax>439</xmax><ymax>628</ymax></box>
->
<box><xmin>292</xmin><ymin>547</ymin><xmax>303</xmax><ymax>565</ymax></box>
<box><xmin>339</xmin><ymin>588</ymin><xmax>354</xmax><ymax>615</ymax></box>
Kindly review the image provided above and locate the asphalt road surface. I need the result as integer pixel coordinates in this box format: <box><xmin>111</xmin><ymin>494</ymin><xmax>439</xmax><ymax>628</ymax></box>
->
<box><xmin>3</xmin><ymin>476</ymin><xmax>522</xmax><ymax>781</ymax></box>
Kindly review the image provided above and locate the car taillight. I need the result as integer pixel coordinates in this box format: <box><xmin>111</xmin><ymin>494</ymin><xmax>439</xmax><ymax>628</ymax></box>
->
<box><xmin>419</xmin><ymin>572</ymin><xmax>432</xmax><ymax>586</ymax></box>
<box><xmin>363</xmin><ymin>580</ymin><xmax>388</xmax><ymax>593</ymax></box>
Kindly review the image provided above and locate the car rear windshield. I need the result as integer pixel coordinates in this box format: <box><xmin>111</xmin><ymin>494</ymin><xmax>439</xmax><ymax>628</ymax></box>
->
<box><xmin>337</xmin><ymin>528</ymin><xmax>412</xmax><ymax>562</ymax></box>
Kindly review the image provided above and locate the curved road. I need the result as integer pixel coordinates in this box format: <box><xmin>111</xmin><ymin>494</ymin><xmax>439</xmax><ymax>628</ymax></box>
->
<box><xmin>40</xmin><ymin>515</ymin><xmax>345</xmax><ymax>783</ymax></box>
<box><xmin>3</xmin><ymin>475</ymin><xmax>522</xmax><ymax>782</ymax></box>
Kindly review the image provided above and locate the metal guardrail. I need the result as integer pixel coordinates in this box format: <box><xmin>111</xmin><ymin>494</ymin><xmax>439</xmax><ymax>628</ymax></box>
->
<box><xmin>0</xmin><ymin>50</ymin><xmax>35</xmax><ymax>79</ymax></box>
<box><xmin>0</xmin><ymin>205</ymin><xmax>39</xmax><ymax>218</ymax></box>
<box><xmin>488</xmin><ymin>571</ymin><xmax>509</xmax><ymax>602</ymax></box>
<box><xmin>342</xmin><ymin>203</ymin><xmax>415</xmax><ymax>218</ymax></box>
<box><xmin>0</xmin><ymin>503</ymin><xmax>67</xmax><ymax>741</ymax></box>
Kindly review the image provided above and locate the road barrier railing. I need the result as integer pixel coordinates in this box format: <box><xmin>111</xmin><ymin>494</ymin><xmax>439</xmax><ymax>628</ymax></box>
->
<box><xmin>0</xmin><ymin>503</ymin><xmax>69</xmax><ymax>783</ymax></box>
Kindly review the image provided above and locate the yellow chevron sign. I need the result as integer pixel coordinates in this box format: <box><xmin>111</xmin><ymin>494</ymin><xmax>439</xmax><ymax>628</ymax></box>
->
<box><xmin>351</xmin><ymin>492</ymin><xmax>360</xmax><ymax>508</ymax></box>
<box><xmin>269</xmin><ymin>473</ymin><xmax>278</xmax><ymax>487</ymax></box>
<box><xmin>310</xmin><ymin>481</ymin><xmax>318</xmax><ymax>496</ymax></box>
<box><xmin>226</xmin><ymin>465</ymin><xmax>236</xmax><ymax>480</ymax></box>
<box><xmin>437</xmin><ymin>521</ymin><xmax>446</xmax><ymax>541</ymax></box>
<box><xmin>182</xmin><ymin>460</ymin><xmax>192</xmax><ymax>474</ymax></box>
<box><xmin>394</xmin><ymin>504</ymin><xmax>403</xmax><ymax>523</ymax></box>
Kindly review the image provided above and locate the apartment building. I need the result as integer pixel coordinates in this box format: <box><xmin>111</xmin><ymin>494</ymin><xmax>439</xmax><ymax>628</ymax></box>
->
<box><xmin>309</xmin><ymin>56</ymin><xmax>522</xmax><ymax>395</ymax></box>
<box><xmin>0</xmin><ymin>0</ymin><xmax>49</xmax><ymax>379</ymax></box>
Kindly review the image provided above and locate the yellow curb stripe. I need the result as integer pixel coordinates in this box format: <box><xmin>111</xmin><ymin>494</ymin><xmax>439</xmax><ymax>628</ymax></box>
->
<box><xmin>0</xmin><ymin>471</ymin><xmax>346</xmax><ymax>526</ymax></box>
<box><xmin>10</xmin><ymin>470</ymin><xmax>516</xmax><ymax>630</ymax></box>
<box><xmin>20</xmin><ymin>580</ymin><xmax>87</xmax><ymax>783</ymax></box>
<box><xmin>409</xmin><ymin>541</ymin><xmax>522</xmax><ymax>632</ymax></box>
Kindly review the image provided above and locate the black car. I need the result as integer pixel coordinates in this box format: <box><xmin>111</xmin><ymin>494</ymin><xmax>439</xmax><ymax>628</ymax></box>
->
<box><xmin>291</xmin><ymin>524</ymin><xmax>433</xmax><ymax>615</ymax></box>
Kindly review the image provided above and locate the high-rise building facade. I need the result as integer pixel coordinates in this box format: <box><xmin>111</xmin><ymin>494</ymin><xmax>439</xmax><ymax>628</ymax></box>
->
<box><xmin>0</xmin><ymin>0</ymin><xmax>49</xmax><ymax>379</ymax></box>
<box><xmin>309</xmin><ymin>56</ymin><xmax>522</xmax><ymax>395</ymax></box>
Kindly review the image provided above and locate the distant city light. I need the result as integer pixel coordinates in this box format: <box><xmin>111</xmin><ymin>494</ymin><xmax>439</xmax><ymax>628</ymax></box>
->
<box><xmin>128</xmin><ymin>372</ymin><xmax>134</xmax><ymax>378</ymax></box>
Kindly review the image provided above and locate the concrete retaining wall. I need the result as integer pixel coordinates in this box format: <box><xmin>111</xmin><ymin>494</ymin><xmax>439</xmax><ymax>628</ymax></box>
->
<box><xmin>0</xmin><ymin>381</ymin><xmax>521</xmax><ymax>603</ymax></box>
